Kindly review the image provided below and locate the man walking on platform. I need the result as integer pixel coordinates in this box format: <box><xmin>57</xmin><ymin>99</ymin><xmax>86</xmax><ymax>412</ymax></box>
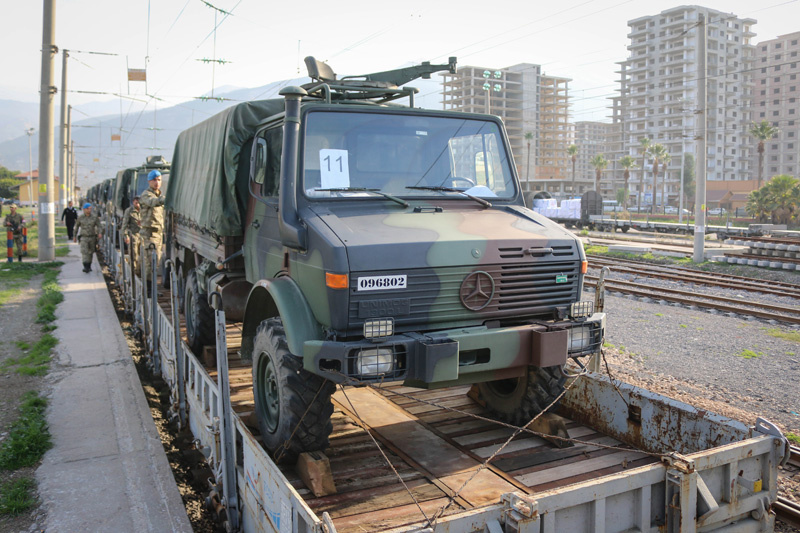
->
<box><xmin>4</xmin><ymin>204</ymin><xmax>25</xmax><ymax>262</ymax></box>
<box><xmin>61</xmin><ymin>200</ymin><xmax>78</xmax><ymax>240</ymax></box>
<box><xmin>139</xmin><ymin>170</ymin><xmax>165</xmax><ymax>291</ymax></box>
<box><xmin>74</xmin><ymin>203</ymin><xmax>102</xmax><ymax>273</ymax></box>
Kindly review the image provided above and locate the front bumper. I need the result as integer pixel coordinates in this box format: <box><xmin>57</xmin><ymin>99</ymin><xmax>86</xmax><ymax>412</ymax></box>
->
<box><xmin>303</xmin><ymin>313</ymin><xmax>605</xmax><ymax>387</ymax></box>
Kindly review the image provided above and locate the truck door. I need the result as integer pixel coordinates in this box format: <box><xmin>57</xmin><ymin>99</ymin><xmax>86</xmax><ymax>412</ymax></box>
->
<box><xmin>245</xmin><ymin>125</ymin><xmax>284</xmax><ymax>281</ymax></box>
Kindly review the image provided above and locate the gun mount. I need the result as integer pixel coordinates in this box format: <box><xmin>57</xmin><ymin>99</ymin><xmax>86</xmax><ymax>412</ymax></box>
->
<box><xmin>302</xmin><ymin>56</ymin><xmax>457</xmax><ymax>105</ymax></box>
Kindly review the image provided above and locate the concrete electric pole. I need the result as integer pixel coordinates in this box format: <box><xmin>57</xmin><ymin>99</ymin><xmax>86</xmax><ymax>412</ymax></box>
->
<box><xmin>37</xmin><ymin>0</ymin><xmax>57</xmax><ymax>261</ymax></box>
<box><xmin>693</xmin><ymin>13</ymin><xmax>707</xmax><ymax>263</ymax></box>
<box><xmin>59</xmin><ymin>49</ymin><xmax>68</xmax><ymax>211</ymax></box>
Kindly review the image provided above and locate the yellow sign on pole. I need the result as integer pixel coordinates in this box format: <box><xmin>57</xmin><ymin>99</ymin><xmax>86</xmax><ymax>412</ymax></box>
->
<box><xmin>39</xmin><ymin>184</ymin><xmax>47</xmax><ymax>194</ymax></box>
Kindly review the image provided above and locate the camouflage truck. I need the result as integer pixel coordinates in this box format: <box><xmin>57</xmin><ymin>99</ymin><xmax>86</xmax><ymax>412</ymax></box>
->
<box><xmin>165</xmin><ymin>57</ymin><xmax>605</xmax><ymax>460</ymax></box>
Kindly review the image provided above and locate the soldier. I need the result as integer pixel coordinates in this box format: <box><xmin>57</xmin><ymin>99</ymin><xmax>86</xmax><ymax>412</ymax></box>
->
<box><xmin>121</xmin><ymin>196</ymin><xmax>141</xmax><ymax>274</ymax></box>
<box><xmin>139</xmin><ymin>170</ymin><xmax>165</xmax><ymax>288</ymax></box>
<box><xmin>3</xmin><ymin>204</ymin><xmax>26</xmax><ymax>262</ymax></box>
<box><xmin>74</xmin><ymin>202</ymin><xmax>102</xmax><ymax>273</ymax></box>
<box><xmin>61</xmin><ymin>200</ymin><xmax>79</xmax><ymax>240</ymax></box>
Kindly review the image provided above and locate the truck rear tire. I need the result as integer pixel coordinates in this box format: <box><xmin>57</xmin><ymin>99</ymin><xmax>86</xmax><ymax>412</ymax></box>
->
<box><xmin>184</xmin><ymin>269</ymin><xmax>215</xmax><ymax>354</ymax></box>
<box><xmin>478</xmin><ymin>366</ymin><xmax>566</xmax><ymax>426</ymax></box>
<box><xmin>252</xmin><ymin>318</ymin><xmax>335</xmax><ymax>462</ymax></box>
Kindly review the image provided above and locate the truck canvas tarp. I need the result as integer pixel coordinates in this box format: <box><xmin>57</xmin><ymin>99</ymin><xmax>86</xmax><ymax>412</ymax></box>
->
<box><xmin>166</xmin><ymin>100</ymin><xmax>285</xmax><ymax>237</ymax></box>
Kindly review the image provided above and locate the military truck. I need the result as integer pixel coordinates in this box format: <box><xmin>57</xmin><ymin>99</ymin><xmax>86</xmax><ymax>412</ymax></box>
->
<box><xmin>112</xmin><ymin>155</ymin><xmax>171</xmax><ymax>222</ymax></box>
<box><xmin>165</xmin><ymin>57</ymin><xmax>604</xmax><ymax>460</ymax></box>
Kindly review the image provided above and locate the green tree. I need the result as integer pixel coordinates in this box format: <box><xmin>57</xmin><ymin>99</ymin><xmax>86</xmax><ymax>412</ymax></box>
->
<box><xmin>618</xmin><ymin>155</ymin><xmax>637</xmax><ymax>209</ymax></box>
<box><xmin>615</xmin><ymin>187</ymin><xmax>628</xmax><ymax>208</ymax></box>
<box><xmin>746</xmin><ymin>188</ymin><xmax>772</xmax><ymax>223</ymax></box>
<box><xmin>764</xmin><ymin>174</ymin><xmax>799</xmax><ymax>225</ymax></box>
<box><xmin>0</xmin><ymin>166</ymin><xmax>21</xmax><ymax>199</ymax></box>
<box><xmin>589</xmin><ymin>154</ymin><xmax>608</xmax><ymax>195</ymax></box>
<box><xmin>567</xmin><ymin>144</ymin><xmax>578</xmax><ymax>194</ymax></box>
<box><xmin>524</xmin><ymin>131</ymin><xmax>534</xmax><ymax>184</ymax></box>
<box><xmin>649</xmin><ymin>143</ymin><xmax>670</xmax><ymax>213</ymax></box>
<box><xmin>637</xmin><ymin>137</ymin><xmax>651</xmax><ymax>210</ymax></box>
<box><xmin>749</xmin><ymin>120</ymin><xmax>780</xmax><ymax>189</ymax></box>
<box><xmin>682</xmin><ymin>153</ymin><xmax>696</xmax><ymax>211</ymax></box>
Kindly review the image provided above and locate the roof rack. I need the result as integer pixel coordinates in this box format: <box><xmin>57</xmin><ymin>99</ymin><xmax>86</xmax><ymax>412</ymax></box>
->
<box><xmin>301</xmin><ymin>56</ymin><xmax>457</xmax><ymax>106</ymax></box>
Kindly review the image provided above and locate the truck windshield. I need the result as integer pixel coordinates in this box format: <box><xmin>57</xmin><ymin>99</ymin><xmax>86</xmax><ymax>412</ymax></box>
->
<box><xmin>303</xmin><ymin>111</ymin><xmax>515</xmax><ymax>199</ymax></box>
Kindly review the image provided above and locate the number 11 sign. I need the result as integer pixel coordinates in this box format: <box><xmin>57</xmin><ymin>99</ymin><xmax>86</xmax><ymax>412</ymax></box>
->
<box><xmin>320</xmin><ymin>149</ymin><xmax>350</xmax><ymax>189</ymax></box>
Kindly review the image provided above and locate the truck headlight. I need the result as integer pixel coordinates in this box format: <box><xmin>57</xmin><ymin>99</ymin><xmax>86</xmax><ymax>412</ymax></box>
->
<box><xmin>567</xmin><ymin>323</ymin><xmax>601</xmax><ymax>354</ymax></box>
<box><xmin>356</xmin><ymin>348</ymin><xmax>394</xmax><ymax>377</ymax></box>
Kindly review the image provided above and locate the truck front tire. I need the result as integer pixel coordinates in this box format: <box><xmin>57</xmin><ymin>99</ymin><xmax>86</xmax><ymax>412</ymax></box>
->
<box><xmin>184</xmin><ymin>269</ymin><xmax>215</xmax><ymax>354</ymax></box>
<box><xmin>478</xmin><ymin>366</ymin><xmax>566</xmax><ymax>426</ymax></box>
<box><xmin>252</xmin><ymin>318</ymin><xmax>335</xmax><ymax>462</ymax></box>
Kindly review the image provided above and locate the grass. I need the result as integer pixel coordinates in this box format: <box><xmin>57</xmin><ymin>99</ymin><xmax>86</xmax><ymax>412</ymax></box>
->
<box><xmin>787</xmin><ymin>433</ymin><xmax>800</xmax><ymax>444</ymax></box>
<box><xmin>35</xmin><ymin>269</ymin><xmax>62</xmax><ymax>324</ymax></box>
<box><xmin>654</xmin><ymin>313</ymin><xmax>664</xmax><ymax>317</ymax></box>
<box><xmin>0</xmin><ymin>392</ymin><xmax>52</xmax><ymax>470</ymax></box>
<box><xmin>0</xmin><ymin>478</ymin><xmax>36</xmax><ymax>516</ymax></box>
<box><xmin>735</xmin><ymin>349</ymin><xmax>764</xmax><ymax>359</ymax></box>
<box><xmin>679</xmin><ymin>324</ymin><xmax>688</xmax><ymax>328</ymax></box>
<box><xmin>766</xmin><ymin>328</ymin><xmax>800</xmax><ymax>343</ymax></box>
<box><xmin>584</xmin><ymin>244</ymin><xmax>696</xmax><ymax>266</ymax></box>
<box><xmin>1</xmin><ymin>334</ymin><xmax>58</xmax><ymax>376</ymax></box>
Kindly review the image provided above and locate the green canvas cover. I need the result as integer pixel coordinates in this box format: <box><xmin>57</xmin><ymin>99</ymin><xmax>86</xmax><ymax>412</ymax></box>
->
<box><xmin>166</xmin><ymin>99</ymin><xmax>285</xmax><ymax>237</ymax></box>
<box><xmin>112</xmin><ymin>169</ymin><xmax>135</xmax><ymax>211</ymax></box>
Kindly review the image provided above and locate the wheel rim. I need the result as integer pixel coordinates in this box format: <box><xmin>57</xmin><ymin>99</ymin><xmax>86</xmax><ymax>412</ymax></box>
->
<box><xmin>257</xmin><ymin>353</ymin><xmax>280</xmax><ymax>433</ymax></box>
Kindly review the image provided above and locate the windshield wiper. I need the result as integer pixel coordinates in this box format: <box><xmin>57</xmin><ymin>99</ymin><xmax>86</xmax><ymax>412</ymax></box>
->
<box><xmin>405</xmin><ymin>186</ymin><xmax>492</xmax><ymax>208</ymax></box>
<box><xmin>313</xmin><ymin>187</ymin><xmax>409</xmax><ymax>207</ymax></box>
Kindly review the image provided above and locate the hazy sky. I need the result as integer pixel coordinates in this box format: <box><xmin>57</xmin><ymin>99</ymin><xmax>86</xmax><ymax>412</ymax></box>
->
<box><xmin>3</xmin><ymin>0</ymin><xmax>799</xmax><ymax>123</ymax></box>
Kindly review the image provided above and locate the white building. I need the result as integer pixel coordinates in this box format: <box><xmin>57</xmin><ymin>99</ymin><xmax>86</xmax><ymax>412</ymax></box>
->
<box><xmin>614</xmin><ymin>5</ymin><xmax>756</xmax><ymax>206</ymax></box>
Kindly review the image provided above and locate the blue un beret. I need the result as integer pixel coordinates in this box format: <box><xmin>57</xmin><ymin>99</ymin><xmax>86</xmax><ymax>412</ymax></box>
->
<box><xmin>148</xmin><ymin>170</ymin><xmax>162</xmax><ymax>180</ymax></box>
<box><xmin>83</xmin><ymin>202</ymin><xmax>91</xmax><ymax>209</ymax></box>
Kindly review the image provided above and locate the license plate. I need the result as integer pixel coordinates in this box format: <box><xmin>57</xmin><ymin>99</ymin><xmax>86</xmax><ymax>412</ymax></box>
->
<box><xmin>357</xmin><ymin>275</ymin><xmax>407</xmax><ymax>291</ymax></box>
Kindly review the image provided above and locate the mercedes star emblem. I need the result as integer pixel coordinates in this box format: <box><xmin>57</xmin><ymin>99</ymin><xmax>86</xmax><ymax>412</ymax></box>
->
<box><xmin>460</xmin><ymin>271</ymin><xmax>496</xmax><ymax>311</ymax></box>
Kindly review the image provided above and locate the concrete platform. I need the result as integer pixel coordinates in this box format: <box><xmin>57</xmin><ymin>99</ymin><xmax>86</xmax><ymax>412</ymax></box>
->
<box><xmin>36</xmin><ymin>243</ymin><xmax>192</xmax><ymax>533</ymax></box>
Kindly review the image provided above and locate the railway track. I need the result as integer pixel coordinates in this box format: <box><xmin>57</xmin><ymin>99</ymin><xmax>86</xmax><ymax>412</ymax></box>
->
<box><xmin>587</xmin><ymin>255</ymin><xmax>800</xmax><ymax>299</ymax></box>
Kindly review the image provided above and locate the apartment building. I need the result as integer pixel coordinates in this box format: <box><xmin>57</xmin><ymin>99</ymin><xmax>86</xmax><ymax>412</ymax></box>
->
<box><xmin>752</xmin><ymin>31</ymin><xmax>800</xmax><ymax>180</ymax></box>
<box><xmin>571</xmin><ymin>121</ymin><xmax>624</xmax><ymax>198</ymax></box>
<box><xmin>614</xmin><ymin>6</ymin><xmax>756</xmax><ymax>206</ymax></box>
<box><xmin>441</xmin><ymin>64</ymin><xmax>570</xmax><ymax>192</ymax></box>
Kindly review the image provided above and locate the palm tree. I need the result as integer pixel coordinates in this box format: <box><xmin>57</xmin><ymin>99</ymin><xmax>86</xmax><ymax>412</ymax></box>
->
<box><xmin>589</xmin><ymin>154</ymin><xmax>608</xmax><ymax>194</ymax></box>
<box><xmin>524</xmin><ymin>131</ymin><xmax>534</xmax><ymax>184</ymax></box>
<box><xmin>649</xmin><ymin>143</ymin><xmax>669</xmax><ymax>213</ymax></box>
<box><xmin>746</xmin><ymin>188</ymin><xmax>772</xmax><ymax>223</ymax></box>
<box><xmin>567</xmin><ymin>144</ymin><xmax>578</xmax><ymax>194</ymax></box>
<box><xmin>764</xmin><ymin>174</ymin><xmax>799</xmax><ymax>225</ymax></box>
<box><xmin>749</xmin><ymin>121</ymin><xmax>780</xmax><ymax>189</ymax></box>
<box><xmin>618</xmin><ymin>155</ymin><xmax>637</xmax><ymax>210</ymax></box>
<box><xmin>637</xmin><ymin>137</ymin><xmax>651</xmax><ymax>211</ymax></box>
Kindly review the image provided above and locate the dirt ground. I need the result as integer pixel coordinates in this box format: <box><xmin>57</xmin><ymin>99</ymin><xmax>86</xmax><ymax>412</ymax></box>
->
<box><xmin>0</xmin><ymin>277</ymin><xmax>46</xmax><ymax>533</ymax></box>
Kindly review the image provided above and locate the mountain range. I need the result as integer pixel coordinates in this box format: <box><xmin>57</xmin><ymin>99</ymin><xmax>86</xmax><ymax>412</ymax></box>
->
<box><xmin>0</xmin><ymin>77</ymin><xmax>443</xmax><ymax>188</ymax></box>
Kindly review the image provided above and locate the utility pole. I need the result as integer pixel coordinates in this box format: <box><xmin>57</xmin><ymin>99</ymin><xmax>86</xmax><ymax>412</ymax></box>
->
<box><xmin>693</xmin><ymin>13</ymin><xmax>707</xmax><ymax>263</ymax></box>
<box><xmin>59</xmin><ymin>49</ymin><xmax>68</xmax><ymax>212</ymax></box>
<box><xmin>37</xmin><ymin>0</ymin><xmax>57</xmax><ymax>261</ymax></box>
<box><xmin>65</xmin><ymin>105</ymin><xmax>72</xmax><ymax>202</ymax></box>
<box><xmin>26</xmin><ymin>128</ymin><xmax>35</xmax><ymax>207</ymax></box>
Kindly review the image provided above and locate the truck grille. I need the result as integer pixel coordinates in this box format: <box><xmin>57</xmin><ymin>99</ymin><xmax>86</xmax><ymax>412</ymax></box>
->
<box><xmin>349</xmin><ymin>260</ymin><xmax>580</xmax><ymax>333</ymax></box>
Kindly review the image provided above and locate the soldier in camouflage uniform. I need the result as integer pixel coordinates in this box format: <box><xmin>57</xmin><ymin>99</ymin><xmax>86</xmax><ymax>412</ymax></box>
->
<box><xmin>139</xmin><ymin>170</ymin><xmax>165</xmax><ymax>288</ymax></box>
<box><xmin>3</xmin><ymin>204</ymin><xmax>25</xmax><ymax>262</ymax></box>
<box><xmin>74</xmin><ymin>202</ymin><xmax>102</xmax><ymax>273</ymax></box>
<box><xmin>121</xmin><ymin>196</ymin><xmax>141</xmax><ymax>275</ymax></box>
